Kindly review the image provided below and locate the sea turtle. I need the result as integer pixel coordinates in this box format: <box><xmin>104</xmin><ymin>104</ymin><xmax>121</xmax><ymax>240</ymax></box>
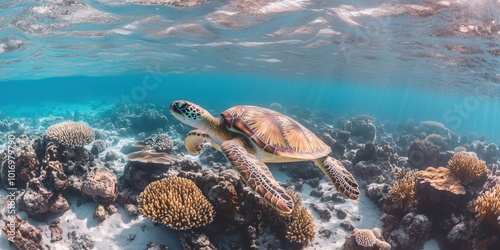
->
<box><xmin>170</xmin><ymin>100</ymin><xmax>359</xmax><ymax>214</ymax></box>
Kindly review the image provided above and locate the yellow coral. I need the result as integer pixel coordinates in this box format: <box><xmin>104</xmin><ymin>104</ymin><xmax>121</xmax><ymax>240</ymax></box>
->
<box><xmin>448</xmin><ymin>152</ymin><xmax>486</xmax><ymax>185</ymax></box>
<box><xmin>138</xmin><ymin>177</ymin><xmax>214</xmax><ymax>230</ymax></box>
<box><xmin>387</xmin><ymin>168</ymin><xmax>418</xmax><ymax>207</ymax></box>
<box><xmin>45</xmin><ymin>121</ymin><xmax>95</xmax><ymax>148</ymax></box>
<box><xmin>468</xmin><ymin>185</ymin><xmax>500</xmax><ymax>230</ymax></box>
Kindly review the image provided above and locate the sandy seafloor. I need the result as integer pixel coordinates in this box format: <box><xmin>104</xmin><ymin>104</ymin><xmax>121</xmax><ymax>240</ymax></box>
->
<box><xmin>0</xmin><ymin>126</ymin><xmax>441</xmax><ymax>250</ymax></box>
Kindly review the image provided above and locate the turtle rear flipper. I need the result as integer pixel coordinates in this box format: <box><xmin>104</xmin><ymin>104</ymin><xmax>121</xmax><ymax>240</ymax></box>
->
<box><xmin>221</xmin><ymin>138</ymin><xmax>294</xmax><ymax>214</ymax></box>
<box><xmin>315</xmin><ymin>156</ymin><xmax>360</xmax><ymax>200</ymax></box>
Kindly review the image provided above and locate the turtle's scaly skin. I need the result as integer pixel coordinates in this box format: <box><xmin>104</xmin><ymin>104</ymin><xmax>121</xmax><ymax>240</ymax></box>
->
<box><xmin>170</xmin><ymin>100</ymin><xmax>360</xmax><ymax>214</ymax></box>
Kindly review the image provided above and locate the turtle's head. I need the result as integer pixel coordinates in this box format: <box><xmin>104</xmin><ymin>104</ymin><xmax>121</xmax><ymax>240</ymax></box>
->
<box><xmin>170</xmin><ymin>100</ymin><xmax>208</xmax><ymax>127</ymax></box>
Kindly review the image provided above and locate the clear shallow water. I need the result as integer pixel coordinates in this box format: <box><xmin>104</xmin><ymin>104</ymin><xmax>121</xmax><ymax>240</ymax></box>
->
<box><xmin>0</xmin><ymin>0</ymin><xmax>498</xmax><ymax>92</ymax></box>
<box><xmin>2</xmin><ymin>74</ymin><xmax>500</xmax><ymax>141</ymax></box>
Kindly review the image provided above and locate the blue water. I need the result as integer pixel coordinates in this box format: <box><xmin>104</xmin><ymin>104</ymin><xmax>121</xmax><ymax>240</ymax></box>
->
<box><xmin>2</xmin><ymin>73</ymin><xmax>500</xmax><ymax>141</ymax></box>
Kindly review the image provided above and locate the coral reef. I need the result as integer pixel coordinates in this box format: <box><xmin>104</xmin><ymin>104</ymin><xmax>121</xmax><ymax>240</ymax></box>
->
<box><xmin>448</xmin><ymin>152</ymin><xmax>487</xmax><ymax>186</ymax></box>
<box><xmin>90</xmin><ymin>139</ymin><xmax>107</xmax><ymax>155</ymax></box>
<box><xmin>343</xmin><ymin>228</ymin><xmax>391</xmax><ymax>250</ymax></box>
<box><xmin>406</xmin><ymin>140</ymin><xmax>440</xmax><ymax>169</ymax></box>
<box><xmin>384</xmin><ymin>213</ymin><xmax>431</xmax><ymax>250</ymax></box>
<box><xmin>344</xmin><ymin>116</ymin><xmax>377</xmax><ymax>142</ymax></box>
<box><xmin>414</xmin><ymin>167</ymin><xmax>466</xmax><ymax>215</ymax></box>
<box><xmin>262</xmin><ymin>188</ymin><xmax>316</xmax><ymax>247</ymax></box>
<box><xmin>135</xmin><ymin>133</ymin><xmax>174</xmax><ymax>153</ymax></box>
<box><xmin>284</xmin><ymin>190</ymin><xmax>316</xmax><ymax>245</ymax></box>
<box><xmin>384</xmin><ymin>168</ymin><xmax>417</xmax><ymax>216</ymax></box>
<box><xmin>138</xmin><ymin>177</ymin><xmax>215</xmax><ymax>230</ymax></box>
<box><xmin>468</xmin><ymin>184</ymin><xmax>500</xmax><ymax>231</ymax></box>
<box><xmin>1</xmin><ymin>215</ymin><xmax>42</xmax><ymax>250</ymax></box>
<box><xmin>81</xmin><ymin>168</ymin><xmax>119</xmax><ymax>203</ymax></box>
<box><xmin>0</xmin><ymin>135</ymin><xmax>38</xmax><ymax>189</ymax></box>
<box><xmin>124</xmin><ymin>150</ymin><xmax>201</xmax><ymax>191</ymax></box>
<box><xmin>17</xmin><ymin>178</ymin><xmax>70</xmax><ymax>215</ymax></box>
<box><xmin>45</xmin><ymin>121</ymin><xmax>95</xmax><ymax>148</ymax></box>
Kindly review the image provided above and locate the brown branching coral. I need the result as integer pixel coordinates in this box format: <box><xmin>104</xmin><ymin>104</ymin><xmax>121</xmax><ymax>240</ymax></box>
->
<box><xmin>264</xmin><ymin>189</ymin><xmax>315</xmax><ymax>245</ymax></box>
<box><xmin>468</xmin><ymin>185</ymin><xmax>500</xmax><ymax>231</ymax></box>
<box><xmin>138</xmin><ymin>177</ymin><xmax>214</xmax><ymax>230</ymax></box>
<box><xmin>285</xmin><ymin>190</ymin><xmax>315</xmax><ymax>245</ymax></box>
<box><xmin>448</xmin><ymin>152</ymin><xmax>486</xmax><ymax>185</ymax></box>
<box><xmin>387</xmin><ymin>168</ymin><xmax>418</xmax><ymax>208</ymax></box>
<box><xmin>45</xmin><ymin>121</ymin><xmax>95</xmax><ymax>148</ymax></box>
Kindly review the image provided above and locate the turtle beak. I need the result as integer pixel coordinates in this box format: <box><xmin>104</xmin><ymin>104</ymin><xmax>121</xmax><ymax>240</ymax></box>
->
<box><xmin>170</xmin><ymin>100</ymin><xmax>190</xmax><ymax>122</ymax></box>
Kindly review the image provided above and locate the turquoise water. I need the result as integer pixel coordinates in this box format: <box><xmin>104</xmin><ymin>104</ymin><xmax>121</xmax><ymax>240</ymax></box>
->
<box><xmin>2</xmin><ymin>74</ymin><xmax>500</xmax><ymax>140</ymax></box>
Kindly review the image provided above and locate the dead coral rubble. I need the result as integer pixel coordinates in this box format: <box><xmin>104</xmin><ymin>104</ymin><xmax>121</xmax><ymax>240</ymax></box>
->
<box><xmin>1</xmin><ymin>215</ymin><xmax>43</xmax><ymax>250</ymax></box>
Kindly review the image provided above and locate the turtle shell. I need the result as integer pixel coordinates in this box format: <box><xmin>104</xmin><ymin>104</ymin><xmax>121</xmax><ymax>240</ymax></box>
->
<box><xmin>221</xmin><ymin>105</ymin><xmax>331</xmax><ymax>160</ymax></box>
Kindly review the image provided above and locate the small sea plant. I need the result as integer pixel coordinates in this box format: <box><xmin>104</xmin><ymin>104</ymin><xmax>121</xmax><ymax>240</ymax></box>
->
<box><xmin>138</xmin><ymin>177</ymin><xmax>214</xmax><ymax>230</ymax></box>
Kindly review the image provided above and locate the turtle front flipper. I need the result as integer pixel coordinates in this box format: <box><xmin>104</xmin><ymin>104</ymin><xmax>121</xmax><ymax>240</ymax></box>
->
<box><xmin>185</xmin><ymin>130</ymin><xmax>211</xmax><ymax>154</ymax></box>
<box><xmin>221</xmin><ymin>138</ymin><xmax>294</xmax><ymax>214</ymax></box>
<box><xmin>315</xmin><ymin>156</ymin><xmax>360</xmax><ymax>200</ymax></box>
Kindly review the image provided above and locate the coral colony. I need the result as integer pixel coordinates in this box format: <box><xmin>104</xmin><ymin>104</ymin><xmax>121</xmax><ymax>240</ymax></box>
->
<box><xmin>0</xmin><ymin>102</ymin><xmax>500</xmax><ymax>249</ymax></box>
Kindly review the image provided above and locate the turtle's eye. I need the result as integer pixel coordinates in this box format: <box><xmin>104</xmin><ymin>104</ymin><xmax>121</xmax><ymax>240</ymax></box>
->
<box><xmin>177</xmin><ymin>101</ymin><xmax>188</xmax><ymax>110</ymax></box>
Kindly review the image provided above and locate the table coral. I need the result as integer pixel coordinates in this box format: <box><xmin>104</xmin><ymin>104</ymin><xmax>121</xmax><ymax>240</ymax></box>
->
<box><xmin>138</xmin><ymin>177</ymin><xmax>214</xmax><ymax>230</ymax></box>
<box><xmin>416</xmin><ymin>167</ymin><xmax>465</xmax><ymax>195</ymax></box>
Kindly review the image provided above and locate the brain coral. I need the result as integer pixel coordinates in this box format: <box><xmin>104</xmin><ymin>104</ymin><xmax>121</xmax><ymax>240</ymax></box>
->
<box><xmin>138</xmin><ymin>177</ymin><xmax>214</xmax><ymax>230</ymax></box>
<box><xmin>45</xmin><ymin>121</ymin><xmax>94</xmax><ymax>148</ymax></box>
<box><xmin>468</xmin><ymin>184</ymin><xmax>500</xmax><ymax>231</ymax></box>
<box><xmin>448</xmin><ymin>152</ymin><xmax>486</xmax><ymax>185</ymax></box>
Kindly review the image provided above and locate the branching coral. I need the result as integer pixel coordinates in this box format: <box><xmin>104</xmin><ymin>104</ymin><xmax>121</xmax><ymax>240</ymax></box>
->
<box><xmin>468</xmin><ymin>184</ymin><xmax>500</xmax><ymax>230</ymax></box>
<box><xmin>45</xmin><ymin>121</ymin><xmax>95</xmax><ymax>148</ymax></box>
<box><xmin>284</xmin><ymin>190</ymin><xmax>315</xmax><ymax>245</ymax></box>
<box><xmin>448</xmin><ymin>152</ymin><xmax>486</xmax><ymax>185</ymax></box>
<box><xmin>138</xmin><ymin>177</ymin><xmax>214</xmax><ymax>230</ymax></box>
<box><xmin>387</xmin><ymin>168</ymin><xmax>418</xmax><ymax>208</ymax></box>
<box><xmin>263</xmin><ymin>189</ymin><xmax>315</xmax><ymax>245</ymax></box>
